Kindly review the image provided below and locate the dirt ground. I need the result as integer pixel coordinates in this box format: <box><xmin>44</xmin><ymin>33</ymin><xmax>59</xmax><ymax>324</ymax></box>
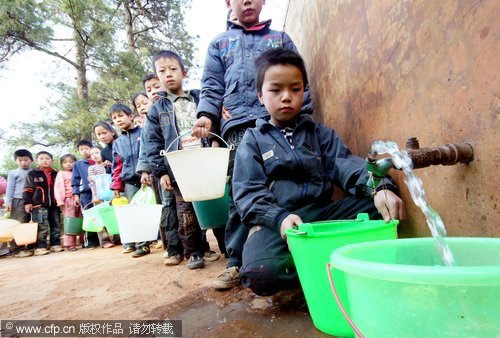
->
<box><xmin>0</xmin><ymin>233</ymin><xmax>326</xmax><ymax>337</ymax></box>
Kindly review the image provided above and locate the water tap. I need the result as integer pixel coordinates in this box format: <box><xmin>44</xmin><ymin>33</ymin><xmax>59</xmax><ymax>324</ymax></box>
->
<box><xmin>366</xmin><ymin>151</ymin><xmax>395</xmax><ymax>189</ymax></box>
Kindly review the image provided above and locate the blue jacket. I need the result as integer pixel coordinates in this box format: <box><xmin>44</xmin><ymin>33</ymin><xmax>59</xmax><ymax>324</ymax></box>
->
<box><xmin>196</xmin><ymin>20</ymin><xmax>312</xmax><ymax>139</ymax></box>
<box><xmin>144</xmin><ymin>90</ymin><xmax>200</xmax><ymax>178</ymax></box>
<box><xmin>232</xmin><ymin>114</ymin><xmax>397</xmax><ymax>231</ymax></box>
<box><xmin>72</xmin><ymin>159</ymin><xmax>94</xmax><ymax>196</ymax></box>
<box><xmin>111</xmin><ymin>126</ymin><xmax>142</xmax><ymax>188</ymax></box>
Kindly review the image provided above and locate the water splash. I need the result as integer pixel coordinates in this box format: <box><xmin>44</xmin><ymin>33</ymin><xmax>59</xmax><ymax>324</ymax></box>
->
<box><xmin>371</xmin><ymin>141</ymin><xmax>455</xmax><ymax>266</ymax></box>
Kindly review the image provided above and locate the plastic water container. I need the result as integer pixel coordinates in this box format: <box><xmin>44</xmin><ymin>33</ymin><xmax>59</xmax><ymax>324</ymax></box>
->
<box><xmin>162</xmin><ymin>132</ymin><xmax>231</xmax><ymax>202</ymax></box>
<box><xmin>0</xmin><ymin>219</ymin><xmax>20</xmax><ymax>242</ymax></box>
<box><xmin>63</xmin><ymin>217</ymin><xmax>83</xmax><ymax>235</ymax></box>
<box><xmin>286</xmin><ymin>214</ymin><xmax>398</xmax><ymax>337</ymax></box>
<box><xmin>97</xmin><ymin>206</ymin><xmax>119</xmax><ymax>235</ymax></box>
<box><xmin>329</xmin><ymin>237</ymin><xmax>500</xmax><ymax>337</ymax></box>
<box><xmin>114</xmin><ymin>204</ymin><xmax>162</xmax><ymax>243</ymax></box>
<box><xmin>11</xmin><ymin>221</ymin><xmax>38</xmax><ymax>245</ymax></box>
<box><xmin>82</xmin><ymin>204</ymin><xmax>108</xmax><ymax>232</ymax></box>
<box><xmin>95</xmin><ymin>174</ymin><xmax>113</xmax><ymax>201</ymax></box>
<box><xmin>192</xmin><ymin>183</ymin><xmax>230</xmax><ymax>229</ymax></box>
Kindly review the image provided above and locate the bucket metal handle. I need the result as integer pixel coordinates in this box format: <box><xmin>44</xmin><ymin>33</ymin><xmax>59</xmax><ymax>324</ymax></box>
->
<box><xmin>326</xmin><ymin>262</ymin><xmax>365</xmax><ymax>338</ymax></box>
<box><xmin>161</xmin><ymin>131</ymin><xmax>233</xmax><ymax>155</ymax></box>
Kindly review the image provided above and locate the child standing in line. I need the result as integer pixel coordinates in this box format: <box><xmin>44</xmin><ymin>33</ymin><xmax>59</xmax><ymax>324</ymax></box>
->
<box><xmin>143</xmin><ymin>50</ymin><xmax>214</xmax><ymax>269</ymax></box>
<box><xmin>54</xmin><ymin>154</ymin><xmax>82</xmax><ymax>251</ymax></box>
<box><xmin>72</xmin><ymin>140</ymin><xmax>99</xmax><ymax>248</ymax></box>
<box><xmin>88</xmin><ymin>146</ymin><xmax>115</xmax><ymax>248</ymax></box>
<box><xmin>93</xmin><ymin>121</ymin><xmax>117</xmax><ymax>173</ymax></box>
<box><xmin>192</xmin><ymin>0</ymin><xmax>312</xmax><ymax>290</ymax></box>
<box><xmin>6</xmin><ymin>149</ymin><xmax>34</xmax><ymax>258</ymax></box>
<box><xmin>109</xmin><ymin>103</ymin><xmax>149</xmax><ymax>258</ymax></box>
<box><xmin>23</xmin><ymin>151</ymin><xmax>63</xmax><ymax>256</ymax></box>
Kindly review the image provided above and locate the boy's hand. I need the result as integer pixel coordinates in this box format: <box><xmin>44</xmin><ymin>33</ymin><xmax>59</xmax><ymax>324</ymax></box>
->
<box><xmin>73</xmin><ymin>195</ymin><xmax>80</xmax><ymax>207</ymax></box>
<box><xmin>221</xmin><ymin>106</ymin><xmax>232</xmax><ymax>121</ymax></box>
<box><xmin>140</xmin><ymin>172</ymin><xmax>151</xmax><ymax>186</ymax></box>
<box><xmin>192</xmin><ymin>116</ymin><xmax>212</xmax><ymax>138</ymax></box>
<box><xmin>57</xmin><ymin>203</ymin><xmax>65</xmax><ymax>208</ymax></box>
<box><xmin>113</xmin><ymin>190</ymin><xmax>121</xmax><ymax>198</ymax></box>
<box><xmin>25</xmin><ymin>204</ymin><xmax>33</xmax><ymax>213</ymax></box>
<box><xmin>374</xmin><ymin>189</ymin><xmax>406</xmax><ymax>222</ymax></box>
<box><xmin>160</xmin><ymin>174</ymin><xmax>173</xmax><ymax>191</ymax></box>
<box><xmin>103</xmin><ymin>160</ymin><xmax>112</xmax><ymax>167</ymax></box>
<box><xmin>280</xmin><ymin>214</ymin><xmax>303</xmax><ymax>242</ymax></box>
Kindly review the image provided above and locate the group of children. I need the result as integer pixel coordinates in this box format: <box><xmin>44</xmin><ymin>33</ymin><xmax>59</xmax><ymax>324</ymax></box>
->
<box><xmin>3</xmin><ymin>0</ymin><xmax>405</xmax><ymax>297</ymax></box>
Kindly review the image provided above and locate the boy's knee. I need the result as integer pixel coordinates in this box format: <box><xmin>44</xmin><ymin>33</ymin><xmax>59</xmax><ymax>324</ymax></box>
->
<box><xmin>240</xmin><ymin>255</ymin><xmax>299</xmax><ymax>296</ymax></box>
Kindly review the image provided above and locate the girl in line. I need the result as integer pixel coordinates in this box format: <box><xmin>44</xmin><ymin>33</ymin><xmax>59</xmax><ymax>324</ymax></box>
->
<box><xmin>54</xmin><ymin>154</ymin><xmax>82</xmax><ymax>251</ymax></box>
<box><xmin>93</xmin><ymin>121</ymin><xmax>116</xmax><ymax>173</ymax></box>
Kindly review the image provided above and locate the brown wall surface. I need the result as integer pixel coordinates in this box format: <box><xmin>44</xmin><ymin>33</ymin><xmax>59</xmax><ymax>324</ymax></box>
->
<box><xmin>284</xmin><ymin>0</ymin><xmax>500</xmax><ymax>237</ymax></box>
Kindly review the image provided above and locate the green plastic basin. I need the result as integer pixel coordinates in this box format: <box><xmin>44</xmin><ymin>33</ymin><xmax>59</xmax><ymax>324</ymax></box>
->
<box><xmin>330</xmin><ymin>237</ymin><xmax>500</xmax><ymax>337</ymax></box>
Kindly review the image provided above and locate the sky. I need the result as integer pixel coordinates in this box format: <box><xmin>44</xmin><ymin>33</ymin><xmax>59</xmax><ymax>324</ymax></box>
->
<box><xmin>0</xmin><ymin>0</ymin><xmax>289</xmax><ymax>164</ymax></box>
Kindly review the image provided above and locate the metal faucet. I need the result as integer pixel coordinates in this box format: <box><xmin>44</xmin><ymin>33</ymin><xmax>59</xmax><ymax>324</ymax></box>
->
<box><xmin>366</xmin><ymin>137</ymin><xmax>474</xmax><ymax>188</ymax></box>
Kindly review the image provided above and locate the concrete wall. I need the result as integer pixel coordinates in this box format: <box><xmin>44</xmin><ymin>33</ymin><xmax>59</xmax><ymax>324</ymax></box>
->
<box><xmin>284</xmin><ymin>0</ymin><xmax>500</xmax><ymax>237</ymax></box>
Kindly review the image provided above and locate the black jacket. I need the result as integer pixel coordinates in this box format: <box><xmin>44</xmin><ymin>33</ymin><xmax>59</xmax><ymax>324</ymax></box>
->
<box><xmin>233</xmin><ymin>114</ymin><xmax>396</xmax><ymax>231</ymax></box>
<box><xmin>23</xmin><ymin>168</ymin><xmax>58</xmax><ymax>207</ymax></box>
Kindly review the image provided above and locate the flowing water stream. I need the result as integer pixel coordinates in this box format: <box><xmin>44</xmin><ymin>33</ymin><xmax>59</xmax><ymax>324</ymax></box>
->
<box><xmin>371</xmin><ymin>141</ymin><xmax>455</xmax><ymax>266</ymax></box>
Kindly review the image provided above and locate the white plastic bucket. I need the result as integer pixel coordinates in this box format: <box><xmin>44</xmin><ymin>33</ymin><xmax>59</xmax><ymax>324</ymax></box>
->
<box><xmin>0</xmin><ymin>219</ymin><xmax>20</xmax><ymax>242</ymax></box>
<box><xmin>162</xmin><ymin>132</ymin><xmax>232</xmax><ymax>202</ymax></box>
<box><xmin>11</xmin><ymin>222</ymin><xmax>38</xmax><ymax>245</ymax></box>
<box><xmin>114</xmin><ymin>204</ymin><xmax>162</xmax><ymax>243</ymax></box>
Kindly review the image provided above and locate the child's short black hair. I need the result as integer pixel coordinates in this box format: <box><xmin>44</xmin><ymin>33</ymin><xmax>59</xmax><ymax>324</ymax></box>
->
<box><xmin>255</xmin><ymin>48</ymin><xmax>309</xmax><ymax>93</ymax></box>
<box><xmin>131</xmin><ymin>92</ymin><xmax>148</xmax><ymax>111</ymax></box>
<box><xmin>108</xmin><ymin>103</ymin><xmax>133</xmax><ymax>117</ymax></box>
<box><xmin>152</xmin><ymin>50</ymin><xmax>185</xmax><ymax>72</ymax></box>
<box><xmin>60</xmin><ymin>153</ymin><xmax>77</xmax><ymax>165</ymax></box>
<box><xmin>142</xmin><ymin>73</ymin><xmax>158</xmax><ymax>89</ymax></box>
<box><xmin>36</xmin><ymin>151</ymin><xmax>53</xmax><ymax>159</ymax></box>
<box><xmin>14</xmin><ymin>149</ymin><xmax>33</xmax><ymax>161</ymax></box>
<box><xmin>76</xmin><ymin>140</ymin><xmax>93</xmax><ymax>149</ymax></box>
<box><xmin>90</xmin><ymin>145</ymin><xmax>103</xmax><ymax>151</ymax></box>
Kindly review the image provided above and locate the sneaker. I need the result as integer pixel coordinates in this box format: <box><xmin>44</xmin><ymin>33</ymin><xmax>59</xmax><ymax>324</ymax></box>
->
<box><xmin>50</xmin><ymin>245</ymin><xmax>64</xmax><ymax>252</ymax></box>
<box><xmin>204</xmin><ymin>251</ymin><xmax>220</xmax><ymax>262</ymax></box>
<box><xmin>213</xmin><ymin>266</ymin><xmax>240</xmax><ymax>290</ymax></box>
<box><xmin>14</xmin><ymin>250</ymin><xmax>34</xmax><ymax>258</ymax></box>
<box><xmin>122</xmin><ymin>246</ymin><xmax>135</xmax><ymax>254</ymax></box>
<box><xmin>102</xmin><ymin>242</ymin><xmax>115</xmax><ymax>249</ymax></box>
<box><xmin>34</xmin><ymin>248</ymin><xmax>50</xmax><ymax>256</ymax></box>
<box><xmin>186</xmin><ymin>254</ymin><xmax>205</xmax><ymax>269</ymax></box>
<box><xmin>132</xmin><ymin>246</ymin><xmax>150</xmax><ymax>258</ymax></box>
<box><xmin>164</xmin><ymin>253</ymin><xmax>183</xmax><ymax>266</ymax></box>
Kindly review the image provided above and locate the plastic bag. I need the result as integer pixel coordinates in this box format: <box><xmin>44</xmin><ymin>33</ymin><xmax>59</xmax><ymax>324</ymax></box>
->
<box><xmin>95</xmin><ymin>174</ymin><xmax>113</xmax><ymax>201</ymax></box>
<box><xmin>130</xmin><ymin>186</ymin><xmax>157</xmax><ymax>205</ymax></box>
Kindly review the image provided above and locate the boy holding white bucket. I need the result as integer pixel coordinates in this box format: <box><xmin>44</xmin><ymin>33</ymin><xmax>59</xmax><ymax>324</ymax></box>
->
<box><xmin>143</xmin><ymin>50</ymin><xmax>214</xmax><ymax>270</ymax></box>
<box><xmin>232</xmin><ymin>48</ymin><xmax>406</xmax><ymax>296</ymax></box>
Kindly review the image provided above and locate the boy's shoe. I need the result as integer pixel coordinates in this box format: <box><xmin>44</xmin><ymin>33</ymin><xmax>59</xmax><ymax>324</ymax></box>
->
<box><xmin>122</xmin><ymin>246</ymin><xmax>135</xmax><ymax>254</ymax></box>
<box><xmin>204</xmin><ymin>251</ymin><xmax>220</xmax><ymax>262</ymax></box>
<box><xmin>186</xmin><ymin>254</ymin><xmax>205</xmax><ymax>269</ymax></box>
<box><xmin>102</xmin><ymin>242</ymin><xmax>115</xmax><ymax>249</ymax></box>
<box><xmin>213</xmin><ymin>266</ymin><xmax>241</xmax><ymax>290</ymax></box>
<box><xmin>132</xmin><ymin>246</ymin><xmax>150</xmax><ymax>258</ymax></box>
<box><xmin>50</xmin><ymin>245</ymin><xmax>64</xmax><ymax>252</ymax></box>
<box><xmin>34</xmin><ymin>248</ymin><xmax>50</xmax><ymax>256</ymax></box>
<box><xmin>67</xmin><ymin>246</ymin><xmax>77</xmax><ymax>252</ymax></box>
<box><xmin>14</xmin><ymin>250</ymin><xmax>34</xmax><ymax>258</ymax></box>
<box><xmin>164</xmin><ymin>253</ymin><xmax>183</xmax><ymax>266</ymax></box>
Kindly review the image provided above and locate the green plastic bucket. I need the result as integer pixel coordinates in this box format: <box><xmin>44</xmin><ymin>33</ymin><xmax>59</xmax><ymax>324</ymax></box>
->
<box><xmin>330</xmin><ymin>238</ymin><xmax>500</xmax><ymax>337</ymax></box>
<box><xmin>97</xmin><ymin>205</ymin><xmax>119</xmax><ymax>235</ymax></box>
<box><xmin>192</xmin><ymin>183</ymin><xmax>230</xmax><ymax>229</ymax></box>
<box><xmin>286</xmin><ymin>213</ymin><xmax>398</xmax><ymax>337</ymax></box>
<box><xmin>82</xmin><ymin>204</ymin><xmax>107</xmax><ymax>232</ymax></box>
<box><xmin>63</xmin><ymin>217</ymin><xmax>83</xmax><ymax>235</ymax></box>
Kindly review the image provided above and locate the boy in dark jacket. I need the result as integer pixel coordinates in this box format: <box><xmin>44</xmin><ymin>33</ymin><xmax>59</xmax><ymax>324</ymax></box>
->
<box><xmin>144</xmin><ymin>50</ymin><xmax>209</xmax><ymax>270</ymax></box>
<box><xmin>233</xmin><ymin>48</ymin><xmax>406</xmax><ymax>296</ymax></box>
<box><xmin>109</xmin><ymin>103</ymin><xmax>148</xmax><ymax>257</ymax></box>
<box><xmin>23</xmin><ymin>151</ymin><xmax>62</xmax><ymax>256</ymax></box>
<box><xmin>192</xmin><ymin>0</ymin><xmax>312</xmax><ymax>290</ymax></box>
<box><xmin>72</xmin><ymin>139</ymin><xmax>99</xmax><ymax>248</ymax></box>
